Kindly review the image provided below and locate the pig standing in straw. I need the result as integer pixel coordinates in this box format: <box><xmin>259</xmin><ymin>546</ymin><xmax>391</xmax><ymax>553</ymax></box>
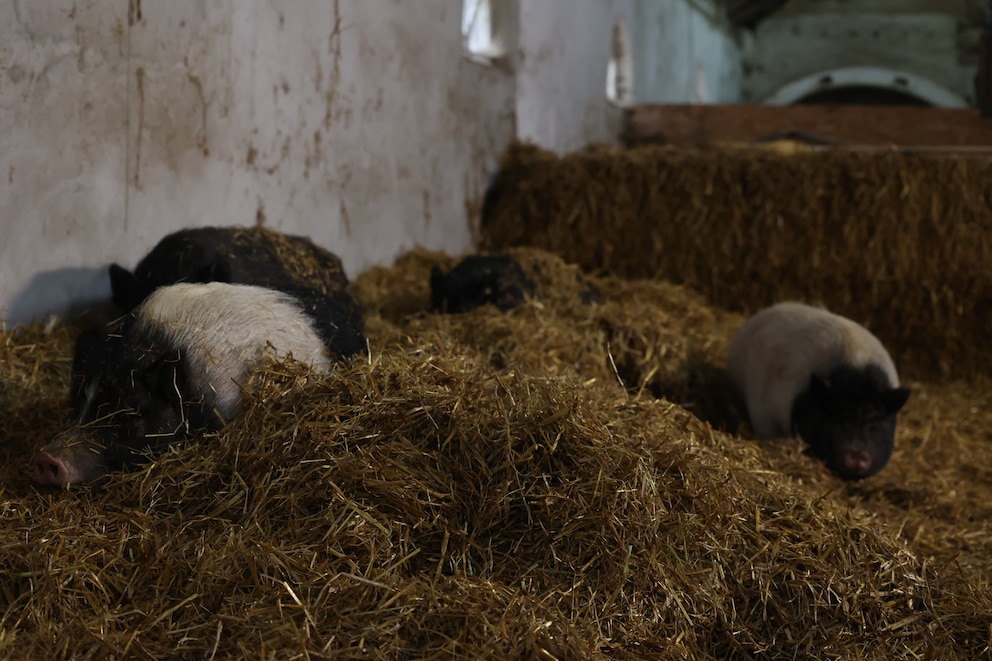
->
<box><xmin>727</xmin><ymin>302</ymin><xmax>910</xmax><ymax>479</ymax></box>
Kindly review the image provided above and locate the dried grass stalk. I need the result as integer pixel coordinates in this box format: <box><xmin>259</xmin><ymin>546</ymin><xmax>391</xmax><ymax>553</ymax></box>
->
<box><xmin>480</xmin><ymin>141</ymin><xmax>992</xmax><ymax>382</ymax></box>
<box><xmin>1</xmin><ymin>248</ymin><xmax>991</xmax><ymax>659</ymax></box>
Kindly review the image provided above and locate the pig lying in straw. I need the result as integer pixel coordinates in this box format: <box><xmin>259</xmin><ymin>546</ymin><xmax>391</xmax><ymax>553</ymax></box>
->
<box><xmin>32</xmin><ymin>281</ymin><xmax>365</xmax><ymax>486</ymax></box>
<box><xmin>430</xmin><ymin>254</ymin><xmax>536</xmax><ymax>314</ymax></box>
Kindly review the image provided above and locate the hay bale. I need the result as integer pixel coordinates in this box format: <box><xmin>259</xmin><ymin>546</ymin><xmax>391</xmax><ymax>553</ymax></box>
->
<box><xmin>480</xmin><ymin>141</ymin><xmax>992</xmax><ymax>382</ymax></box>
<box><xmin>4</xmin><ymin>248</ymin><xmax>992</xmax><ymax>659</ymax></box>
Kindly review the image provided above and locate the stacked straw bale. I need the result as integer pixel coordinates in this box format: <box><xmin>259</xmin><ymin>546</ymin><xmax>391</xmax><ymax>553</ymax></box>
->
<box><xmin>2</xmin><ymin>247</ymin><xmax>992</xmax><ymax>658</ymax></box>
<box><xmin>480</xmin><ymin>141</ymin><xmax>992</xmax><ymax>382</ymax></box>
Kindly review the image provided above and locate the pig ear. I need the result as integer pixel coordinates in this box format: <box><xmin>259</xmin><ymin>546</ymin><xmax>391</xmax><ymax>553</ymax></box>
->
<box><xmin>109</xmin><ymin>264</ymin><xmax>139</xmax><ymax>309</ymax></box>
<box><xmin>879</xmin><ymin>387</ymin><xmax>911</xmax><ymax>414</ymax></box>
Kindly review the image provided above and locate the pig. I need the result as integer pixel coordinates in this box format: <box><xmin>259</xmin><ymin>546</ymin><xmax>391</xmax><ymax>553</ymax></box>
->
<box><xmin>430</xmin><ymin>254</ymin><xmax>536</xmax><ymax>314</ymax></box>
<box><xmin>726</xmin><ymin>301</ymin><xmax>910</xmax><ymax>480</ymax></box>
<box><xmin>32</xmin><ymin>281</ymin><xmax>366</xmax><ymax>486</ymax></box>
<box><xmin>108</xmin><ymin>226</ymin><xmax>352</xmax><ymax>312</ymax></box>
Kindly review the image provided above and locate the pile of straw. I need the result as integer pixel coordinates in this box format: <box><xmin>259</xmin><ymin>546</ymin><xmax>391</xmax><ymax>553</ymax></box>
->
<box><xmin>480</xmin><ymin>141</ymin><xmax>992</xmax><ymax>382</ymax></box>
<box><xmin>2</xmin><ymin>246</ymin><xmax>991</xmax><ymax>658</ymax></box>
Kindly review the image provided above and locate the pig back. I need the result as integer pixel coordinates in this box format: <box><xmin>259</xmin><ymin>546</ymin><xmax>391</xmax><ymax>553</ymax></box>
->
<box><xmin>727</xmin><ymin>302</ymin><xmax>899</xmax><ymax>438</ymax></box>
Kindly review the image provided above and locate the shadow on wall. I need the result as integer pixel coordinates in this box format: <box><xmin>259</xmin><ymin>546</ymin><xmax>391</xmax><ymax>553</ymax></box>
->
<box><xmin>5</xmin><ymin>266</ymin><xmax>116</xmax><ymax>327</ymax></box>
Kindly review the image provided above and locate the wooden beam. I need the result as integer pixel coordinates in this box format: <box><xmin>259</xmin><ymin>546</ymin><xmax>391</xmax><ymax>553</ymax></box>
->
<box><xmin>623</xmin><ymin>104</ymin><xmax>992</xmax><ymax>147</ymax></box>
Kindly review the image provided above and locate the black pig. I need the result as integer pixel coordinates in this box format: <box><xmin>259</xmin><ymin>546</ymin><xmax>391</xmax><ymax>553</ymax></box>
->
<box><xmin>430</xmin><ymin>254</ymin><xmax>536</xmax><ymax>314</ymax></box>
<box><xmin>109</xmin><ymin>226</ymin><xmax>352</xmax><ymax>311</ymax></box>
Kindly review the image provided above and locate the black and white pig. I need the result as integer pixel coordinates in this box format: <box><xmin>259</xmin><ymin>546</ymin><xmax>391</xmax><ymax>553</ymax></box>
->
<box><xmin>726</xmin><ymin>301</ymin><xmax>910</xmax><ymax>480</ymax></box>
<box><xmin>109</xmin><ymin>226</ymin><xmax>352</xmax><ymax>311</ymax></box>
<box><xmin>430</xmin><ymin>254</ymin><xmax>536</xmax><ymax>314</ymax></box>
<box><xmin>32</xmin><ymin>281</ymin><xmax>366</xmax><ymax>486</ymax></box>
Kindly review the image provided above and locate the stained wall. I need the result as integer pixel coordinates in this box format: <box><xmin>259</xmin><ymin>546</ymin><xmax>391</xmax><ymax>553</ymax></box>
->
<box><xmin>2</xmin><ymin>0</ymin><xmax>628</xmax><ymax>323</ymax></box>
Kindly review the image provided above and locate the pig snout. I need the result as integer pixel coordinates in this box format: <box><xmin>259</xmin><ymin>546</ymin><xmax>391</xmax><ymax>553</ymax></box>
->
<box><xmin>843</xmin><ymin>450</ymin><xmax>873</xmax><ymax>477</ymax></box>
<box><xmin>30</xmin><ymin>440</ymin><xmax>107</xmax><ymax>486</ymax></box>
<box><xmin>32</xmin><ymin>450</ymin><xmax>78</xmax><ymax>486</ymax></box>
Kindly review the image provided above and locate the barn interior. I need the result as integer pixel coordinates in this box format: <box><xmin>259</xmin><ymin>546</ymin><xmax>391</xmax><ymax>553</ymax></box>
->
<box><xmin>2</xmin><ymin>0</ymin><xmax>992</xmax><ymax>658</ymax></box>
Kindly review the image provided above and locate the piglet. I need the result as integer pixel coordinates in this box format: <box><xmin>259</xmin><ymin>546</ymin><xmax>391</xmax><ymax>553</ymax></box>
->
<box><xmin>430</xmin><ymin>254</ymin><xmax>536</xmax><ymax>314</ymax></box>
<box><xmin>726</xmin><ymin>301</ymin><xmax>910</xmax><ymax>479</ymax></box>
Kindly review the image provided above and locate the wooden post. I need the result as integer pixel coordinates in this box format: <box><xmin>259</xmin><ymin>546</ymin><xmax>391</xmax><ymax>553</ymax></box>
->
<box><xmin>622</xmin><ymin>104</ymin><xmax>992</xmax><ymax>148</ymax></box>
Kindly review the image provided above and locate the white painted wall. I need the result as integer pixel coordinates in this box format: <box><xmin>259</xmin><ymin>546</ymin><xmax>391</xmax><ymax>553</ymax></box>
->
<box><xmin>0</xmin><ymin>0</ymin><xmax>687</xmax><ymax>324</ymax></box>
<box><xmin>2</xmin><ymin>0</ymin><xmax>524</xmax><ymax>323</ymax></box>
<box><xmin>1</xmin><ymin>1</ymin><xmax>131</xmax><ymax>323</ymax></box>
<box><xmin>515</xmin><ymin>0</ymin><xmax>636</xmax><ymax>153</ymax></box>
<box><xmin>633</xmin><ymin>0</ymin><xmax>741</xmax><ymax>104</ymax></box>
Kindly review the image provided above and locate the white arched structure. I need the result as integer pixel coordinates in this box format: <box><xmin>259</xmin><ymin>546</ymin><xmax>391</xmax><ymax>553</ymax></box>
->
<box><xmin>763</xmin><ymin>66</ymin><xmax>968</xmax><ymax>108</ymax></box>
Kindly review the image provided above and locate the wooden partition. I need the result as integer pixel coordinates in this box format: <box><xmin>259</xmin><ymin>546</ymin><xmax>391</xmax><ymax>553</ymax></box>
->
<box><xmin>622</xmin><ymin>103</ymin><xmax>992</xmax><ymax>148</ymax></box>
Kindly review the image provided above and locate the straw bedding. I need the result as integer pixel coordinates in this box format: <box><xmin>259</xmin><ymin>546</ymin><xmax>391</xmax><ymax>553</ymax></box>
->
<box><xmin>480</xmin><ymin>141</ymin><xmax>992</xmax><ymax>383</ymax></box>
<box><xmin>2</xmin><ymin>243</ymin><xmax>991</xmax><ymax>659</ymax></box>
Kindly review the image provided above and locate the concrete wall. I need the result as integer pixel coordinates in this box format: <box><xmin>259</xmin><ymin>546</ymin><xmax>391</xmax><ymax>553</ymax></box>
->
<box><xmin>633</xmin><ymin>0</ymin><xmax>741</xmax><ymax>104</ymax></box>
<box><xmin>515</xmin><ymin>0</ymin><xmax>635</xmax><ymax>153</ymax></box>
<box><xmin>741</xmin><ymin>1</ymin><xmax>982</xmax><ymax>106</ymax></box>
<box><xmin>1</xmin><ymin>0</ymin><xmax>631</xmax><ymax>324</ymax></box>
<box><xmin>1</xmin><ymin>0</ymin><xmax>515</xmax><ymax>323</ymax></box>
